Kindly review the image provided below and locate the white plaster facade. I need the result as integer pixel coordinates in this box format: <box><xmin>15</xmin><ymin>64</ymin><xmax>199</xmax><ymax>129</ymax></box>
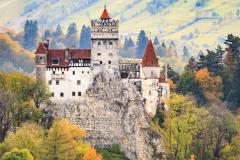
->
<box><xmin>46</xmin><ymin>67</ymin><xmax>91</xmax><ymax>101</ymax></box>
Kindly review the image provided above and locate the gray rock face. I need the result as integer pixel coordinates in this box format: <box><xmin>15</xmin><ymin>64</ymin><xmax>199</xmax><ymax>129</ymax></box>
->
<box><xmin>48</xmin><ymin>69</ymin><xmax>164</xmax><ymax>160</ymax></box>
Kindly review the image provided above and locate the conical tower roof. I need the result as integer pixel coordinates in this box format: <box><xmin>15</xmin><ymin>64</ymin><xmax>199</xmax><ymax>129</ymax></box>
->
<box><xmin>100</xmin><ymin>5</ymin><xmax>111</xmax><ymax>19</ymax></box>
<box><xmin>141</xmin><ymin>40</ymin><xmax>159</xmax><ymax>67</ymax></box>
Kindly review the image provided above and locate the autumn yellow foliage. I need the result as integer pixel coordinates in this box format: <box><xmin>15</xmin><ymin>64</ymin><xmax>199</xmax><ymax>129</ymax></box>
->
<box><xmin>167</xmin><ymin>79</ymin><xmax>176</xmax><ymax>90</ymax></box>
<box><xmin>195</xmin><ymin>68</ymin><xmax>222</xmax><ymax>101</ymax></box>
<box><xmin>82</xmin><ymin>148</ymin><xmax>102</xmax><ymax>160</ymax></box>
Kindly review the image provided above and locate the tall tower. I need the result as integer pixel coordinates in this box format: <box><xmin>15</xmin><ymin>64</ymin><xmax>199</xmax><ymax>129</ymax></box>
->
<box><xmin>35</xmin><ymin>42</ymin><xmax>48</xmax><ymax>82</ymax></box>
<box><xmin>91</xmin><ymin>5</ymin><xmax>119</xmax><ymax>69</ymax></box>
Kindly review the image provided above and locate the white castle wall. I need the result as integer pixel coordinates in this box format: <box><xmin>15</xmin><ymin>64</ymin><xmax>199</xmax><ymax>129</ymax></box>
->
<box><xmin>46</xmin><ymin>67</ymin><xmax>91</xmax><ymax>100</ymax></box>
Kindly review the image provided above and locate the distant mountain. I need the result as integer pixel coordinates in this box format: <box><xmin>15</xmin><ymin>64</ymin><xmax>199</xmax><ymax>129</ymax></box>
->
<box><xmin>0</xmin><ymin>0</ymin><xmax>239</xmax><ymax>56</ymax></box>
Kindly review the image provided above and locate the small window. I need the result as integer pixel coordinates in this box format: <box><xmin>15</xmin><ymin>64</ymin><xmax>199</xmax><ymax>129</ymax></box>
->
<box><xmin>40</xmin><ymin>56</ymin><xmax>43</xmax><ymax>60</ymax></box>
<box><xmin>100</xmin><ymin>61</ymin><xmax>102</xmax><ymax>64</ymax></box>
<box><xmin>97</xmin><ymin>42</ymin><xmax>101</xmax><ymax>49</ymax></box>
<box><xmin>62</xmin><ymin>72</ymin><xmax>64</xmax><ymax>75</ymax></box>
<box><xmin>48</xmin><ymin>80</ymin><xmax>52</xmax><ymax>85</ymax></box>
<box><xmin>97</xmin><ymin>53</ymin><xmax>101</xmax><ymax>56</ymax></box>
<box><xmin>77</xmin><ymin>80</ymin><xmax>81</xmax><ymax>85</ymax></box>
<box><xmin>51</xmin><ymin>92</ymin><xmax>54</xmax><ymax>97</ymax></box>
<box><xmin>87</xmin><ymin>71</ymin><xmax>89</xmax><ymax>74</ymax></box>
<box><xmin>72</xmin><ymin>92</ymin><xmax>76</xmax><ymax>96</ymax></box>
<box><xmin>52</xmin><ymin>59</ymin><xmax>59</xmax><ymax>65</ymax></box>
<box><xmin>78</xmin><ymin>92</ymin><xmax>81</xmax><ymax>96</ymax></box>
<box><xmin>108</xmin><ymin>61</ymin><xmax>111</xmax><ymax>64</ymax></box>
<box><xmin>73</xmin><ymin>71</ymin><xmax>75</xmax><ymax>75</ymax></box>
<box><xmin>53</xmin><ymin>71</ymin><xmax>55</xmax><ymax>75</ymax></box>
<box><xmin>60</xmin><ymin>92</ymin><xmax>64</xmax><ymax>97</ymax></box>
<box><xmin>56</xmin><ymin>80</ymin><xmax>59</xmax><ymax>85</ymax></box>
<box><xmin>82</xmin><ymin>71</ymin><xmax>84</xmax><ymax>74</ymax></box>
<box><xmin>109</xmin><ymin>42</ymin><xmax>113</xmax><ymax>45</ymax></box>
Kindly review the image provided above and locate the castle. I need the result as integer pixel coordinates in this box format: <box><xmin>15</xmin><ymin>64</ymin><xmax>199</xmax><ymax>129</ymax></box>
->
<box><xmin>35</xmin><ymin>6</ymin><xmax>170</xmax><ymax>115</ymax></box>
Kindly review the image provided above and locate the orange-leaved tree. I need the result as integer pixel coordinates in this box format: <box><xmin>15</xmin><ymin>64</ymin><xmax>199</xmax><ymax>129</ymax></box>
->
<box><xmin>195</xmin><ymin>68</ymin><xmax>222</xmax><ymax>102</ymax></box>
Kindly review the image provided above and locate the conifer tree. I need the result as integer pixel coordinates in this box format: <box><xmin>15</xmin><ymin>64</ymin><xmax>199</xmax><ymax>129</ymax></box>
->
<box><xmin>197</xmin><ymin>45</ymin><xmax>224</xmax><ymax>75</ymax></box>
<box><xmin>43</xmin><ymin>30</ymin><xmax>51</xmax><ymax>41</ymax></box>
<box><xmin>79</xmin><ymin>25</ymin><xmax>91</xmax><ymax>49</ymax></box>
<box><xmin>183</xmin><ymin>45</ymin><xmax>190</xmax><ymax>61</ymax></box>
<box><xmin>224</xmin><ymin>34</ymin><xmax>240</xmax><ymax>61</ymax></box>
<box><xmin>123</xmin><ymin>38</ymin><xmax>128</xmax><ymax>50</ymax></box>
<box><xmin>65</xmin><ymin>22</ymin><xmax>78</xmax><ymax>48</ymax></box>
<box><xmin>23</xmin><ymin>20</ymin><xmax>38</xmax><ymax>50</ymax></box>
<box><xmin>124</xmin><ymin>37</ymin><xmax>135</xmax><ymax>51</ymax></box>
<box><xmin>136</xmin><ymin>30</ymin><xmax>148</xmax><ymax>58</ymax></box>
<box><xmin>153</xmin><ymin>36</ymin><xmax>160</xmax><ymax>46</ymax></box>
<box><xmin>55</xmin><ymin>24</ymin><xmax>63</xmax><ymax>37</ymax></box>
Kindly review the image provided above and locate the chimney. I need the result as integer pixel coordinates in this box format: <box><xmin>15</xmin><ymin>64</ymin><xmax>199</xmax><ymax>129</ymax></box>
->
<box><xmin>43</xmin><ymin>39</ymin><xmax>50</xmax><ymax>49</ymax></box>
<box><xmin>65</xmin><ymin>49</ymin><xmax>70</xmax><ymax>62</ymax></box>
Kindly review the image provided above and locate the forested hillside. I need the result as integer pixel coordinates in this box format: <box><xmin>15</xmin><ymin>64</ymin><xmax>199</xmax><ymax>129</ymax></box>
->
<box><xmin>0</xmin><ymin>0</ymin><xmax>239</xmax><ymax>55</ymax></box>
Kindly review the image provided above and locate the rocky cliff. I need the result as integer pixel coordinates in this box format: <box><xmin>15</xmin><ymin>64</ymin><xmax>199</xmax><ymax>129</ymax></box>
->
<box><xmin>47</xmin><ymin>69</ymin><xmax>165</xmax><ymax>160</ymax></box>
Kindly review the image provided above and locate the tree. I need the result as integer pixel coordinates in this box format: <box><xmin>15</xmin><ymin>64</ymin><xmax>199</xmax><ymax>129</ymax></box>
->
<box><xmin>224</xmin><ymin>34</ymin><xmax>240</xmax><ymax>61</ymax></box>
<box><xmin>136</xmin><ymin>30</ymin><xmax>148</xmax><ymax>58</ymax></box>
<box><xmin>82</xmin><ymin>148</ymin><xmax>102</xmax><ymax>160</ymax></box>
<box><xmin>22</xmin><ymin>20</ymin><xmax>38</xmax><ymax>50</ymax></box>
<box><xmin>153</xmin><ymin>36</ymin><xmax>160</xmax><ymax>46</ymax></box>
<box><xmin>79</xmin><ymin>25</ymin><xmax>91</xmax><ymax>49</ymax></box>
<box><xmin>167</xmin><ymin>41</ymin><xmax>177</xmax><ymax>57</ymax></box>
<box><xmin>197</xmin><ymin>45</ymin><xmax>224</xmax><ymax>75</ymax></box>
<box><xmin>124</xmin><ymin>37</ymin><xmax>135</xmax><ymax>51</ymax></box>
<box><xmin>192</xmin><ymin>105</ymin><xmax>240</xmax><ymax>159</ymax></box>
<box><xmin>1</xmin><ymin>148</ymin><xmax>33</xmax><ymax>160</ymax></box>
<box><xmin>225</xmin><ymin>62</ymin><xmax>240</xmax><ymax>109</ymax></box>
<box><xmin>97</xmin><ymin>145</ymin><xmax>128</xmax><ymax>160</ymax></box>
<box><xmin>0</xmin><ymin>90</ymin><xmax>17</xmax><ymax>143</ymax></box>
<box><xmin>30</xmin><ymin>81</ymin><xmax>50</xmax><ymax>109</ymax></box>
<box><xmin>0</xmin><ymin>123</ymin><xmax>45</xmax><ymax>159</ymax></box>
<box><xmin>221</xmin><ymin>135</ymin><xmax>240</xmax><ymax>160</ymax></box>
<box><xmin>65</xmin><ymin>22</ymin><xmax>78</xmax><ymax>48</ymax></box>
<box><xmin>44</xmin><ymin>30</ymin><xmax>51</xmax><ymax>41</ymax></box>
<box><xmin>176</xmin><ymin>68</ymin><xmax>206</xmax><ymax>105</ymax></box>
<box><xmin>53</xmin><ymin>24</ymin><xmax>63</xmax><ymax>39</ymax></box>
<box><xmin>195</xmin><ymin>68</ymin><xmax>222</xmax><ymax>102</ymax></box>
<box><xmin>43</xmin><ymin>119</ymin><xmax>85</xmax><ymax>160</ymax></box>
<box><xmin>0</xmin><ymin>72</ymin><xmax>47</xmax><ymax>142</ymax></box>
<box><xmin>156</xmin><ymin>41</ymin><xmax>167</xmax><ymax>57</ymax></box>
<box><xmin>163</xmin><ymin>94</ymin><xmax>208</xmax><ymax>160</ymax></box>
<box><xmin>167</xmin><ymin>65</ymin><xmax>179</xmax><ymax>84</ymax></box>
<box><xmin>185</xmin><ymin>57</ymin><xmax>197</xmax><ymax>73</ymax></box>
<box><xmin>183</xmin><ymin>46</ymin><xmax>190</xmax><ymax>61</ymax></box>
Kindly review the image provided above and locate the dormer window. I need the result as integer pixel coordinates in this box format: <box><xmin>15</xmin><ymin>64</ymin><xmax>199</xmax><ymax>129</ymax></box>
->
<box><xmin>52</xmin><ymin>59</ymin><xmax>59</xmax><ymax>65</ymax></box>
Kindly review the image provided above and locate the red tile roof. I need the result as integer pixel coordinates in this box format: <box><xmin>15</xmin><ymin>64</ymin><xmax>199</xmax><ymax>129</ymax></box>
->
<box><xmin>141</xmin><ymin>40</ymin><xmax>159</xmax><ymax>67</ymax></box>
<box><xmin>71</xmin><ymin>49</ymin><xmax>91</xmax><ymax>59</ymax></box>
<box><xmin>35</xmin><ymin>43</ymin><xmax>91</xmax><ymax>67</ymax></box>
<box><xmin>100</xmin><ymin>7</ymin><xmax>111</xmax><ymax>19</ymax></box>
<box><xmin>47</xmin><ymin>49</ymin><xmax>68</xmax><ymax>67</ymax></box>
<box><xmin>35</xmin><ymin>42</ymin><xmax>48</xmax><ymax>54</ymax></box>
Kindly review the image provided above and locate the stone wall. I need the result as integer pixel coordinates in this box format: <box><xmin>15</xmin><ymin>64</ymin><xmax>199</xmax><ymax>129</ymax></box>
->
<box><xmin>46</xmin><ymin>69</ymin><xmax>165</xmax><ymax>160</ymax></box>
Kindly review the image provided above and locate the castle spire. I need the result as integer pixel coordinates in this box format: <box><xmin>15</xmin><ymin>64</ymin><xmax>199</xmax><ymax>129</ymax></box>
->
<box><xmin>141</xmin><ymin>40</ymin><xmax>159</xmax><ymax>67</ymax></box>
<box><xmin>100</xmin><ymin>4</ymin><xmax>111</xmax><ymax>19</ymax></box>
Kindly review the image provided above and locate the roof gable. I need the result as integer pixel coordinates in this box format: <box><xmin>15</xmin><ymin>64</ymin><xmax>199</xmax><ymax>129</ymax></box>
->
<box><xmin>141</xmin><ymin>40</ymin><xmax>159</xmax><ymax>67</ymax></box>
<box><xmin>35</xmin><ymin>43</ymin><xmax>48</xmax><ymax>54</ymax></box>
